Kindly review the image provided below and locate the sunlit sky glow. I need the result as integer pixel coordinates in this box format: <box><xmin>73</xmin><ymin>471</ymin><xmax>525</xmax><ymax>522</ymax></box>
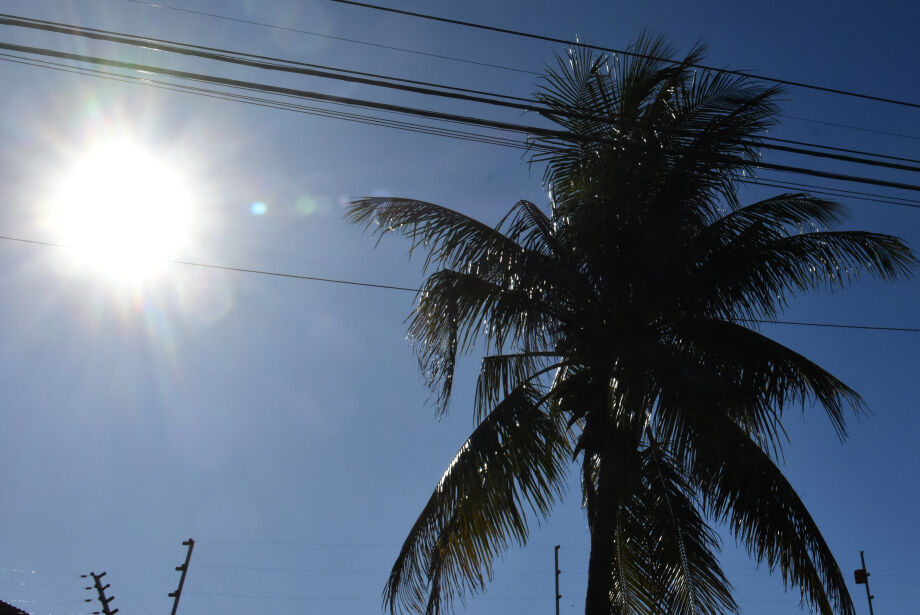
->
<box><xmin>42</xmin><ymin>137</ymin><xmax>197</xmax><ymax>282</ymax></box>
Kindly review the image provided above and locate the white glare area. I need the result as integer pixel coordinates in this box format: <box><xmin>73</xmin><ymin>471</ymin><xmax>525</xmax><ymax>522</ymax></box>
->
<box><xmin>43</xmin><ymin>138</ymin><xmax>197</xmax><ymax>282</ymax></box>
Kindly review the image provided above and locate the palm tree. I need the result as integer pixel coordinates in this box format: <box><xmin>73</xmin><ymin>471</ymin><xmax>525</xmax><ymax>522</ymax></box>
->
<box><xmin>347</xmin><ymin>35</ymin><xmax>915</xmax><ymax>615</ymax></box>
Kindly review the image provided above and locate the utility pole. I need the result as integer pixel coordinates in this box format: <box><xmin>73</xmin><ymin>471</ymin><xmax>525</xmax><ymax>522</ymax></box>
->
<box><xmin>168</xmin><ymin>538</ymin><xmax>195</xmax><ymax>615</ymax></box>
<box><xmin>554</xmin><ymin>545</ymin><xmax>561</xmax><ymax>615</ymax></box>
<box><xmin>82</xmin><ymin>571</ymin><xmax>118</xmax><ymax>615</ymax></box>
<box><xmin>854</xmin><ymin>551</ymin><xmax>875</xmax><ymax>615</ymax></box>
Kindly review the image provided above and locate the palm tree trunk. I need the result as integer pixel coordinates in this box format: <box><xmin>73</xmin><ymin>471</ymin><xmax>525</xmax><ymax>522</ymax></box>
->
<box><xmin>584</xmin><ymin>429</ymin><xmax>624</xmax><ymax>615</ymax></box>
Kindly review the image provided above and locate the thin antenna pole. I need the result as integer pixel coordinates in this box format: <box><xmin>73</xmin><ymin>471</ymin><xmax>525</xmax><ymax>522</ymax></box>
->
<box><xmin>169</xmin><ymin>538</ymin><xmax>195</xmax><ymax>615</ymax></box>
<box><xmin>554</xmin><ymin>545</ymin><xmax>561</xmax><ymax>615</ymax></box>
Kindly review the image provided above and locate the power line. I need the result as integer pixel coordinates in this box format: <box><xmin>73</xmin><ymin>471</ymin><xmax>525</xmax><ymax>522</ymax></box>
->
<box><xmin>186</xmin><ymin>590</ymin><xmax>548</xmax><ymax>601</ymax></box>
<box><xmin>5</xmin><ymin>13</ymin><xmax>920</xmax><ymax>176</ymax></box>
<box><xmin>0</xmin><ymin>14</ymin><xmax>536</xmax><ymax>106</ymax></box>
<box><xmin>738</xmin><ymin>320</ymin><xmax>920</xmax><ymax>334</ymax></box>
<box><xmin>194</xmin><ymin>561</ymin><xmax>257</xmax><ymax>615</ymax></box>
<box><xmin>4</xmin><ymin>41</ymin><xmax>920</xmax><ymax>193</ymax></box>
<box><xmin>6</xmin><ymin>50</ymin><xmax>920</xmax><ymax>212</ymax></box>
<box><xmin>326</xmin><ymin>0</ymin><xmax>920</xmax><ymax>110</ymax></box>
<box><xmin>117</xmin><ymin>0</ymin><xmax>540</xmax><ymax>76</ymax></box>
<box><xmin>0</xmin><ymin>53</ymin><xmax>529</xmax><ymax>150</ymax></box>
<box><xmin>0</xmin><ymin>234</ymin><xmax>422</xmax><ymax>292</ymax></box>
<box><xmin>780</xmin><ymin>114</ymin><xmax>920</xmax><ymax>143</ymax></box>
<box><xmin>192</xmin><ymin>564</ymin><xmax>554</xmax><ymax>576</ymax></box>
<box><xmin>184</xmin><ymin>578</ymin><xmax>225</xmax><ymax>615</ymax></box>
<box><xmin>764</xmin><ymin>135</ymin><xmax>920</xmax><ymax>166</ymax></box>
<box><xmin>742</xmin><ymin>179</ymin><xmax>920</xmax><ymax>209</ymax></box>
<box><xmin>111</xmin><ymin>0</ymin><xmax>920</xmax><ymax>144</ymax></box>
<box><xmin>749</xmin><ymin>174</ymin><xmax>920</xmax><ymax>207</ymax></box>
<box><xmin>0</xmin><ymin>233</ymin><xmax>916</xmax><ymax>334</ymax></box>
<box><xmin>0</xmin><ymin>40</ymin><xmax>552</xmax><ymax>134</ymax></box>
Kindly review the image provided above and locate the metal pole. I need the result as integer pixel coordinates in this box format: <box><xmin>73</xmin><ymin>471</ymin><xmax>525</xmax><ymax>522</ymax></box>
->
<box><xmin>169</xmin><ymin>538</ymin><xmax>195</xmax><ymax>615</ymax></box>
<box><xmin>554</xmin><ymin>545</ymin><xmax>561</xmax><ymax>615</ymax></box>
<box><xmin>859</xmin><ymin>551</ymin><xmax>875</xmax><ymax>615</ymax></box>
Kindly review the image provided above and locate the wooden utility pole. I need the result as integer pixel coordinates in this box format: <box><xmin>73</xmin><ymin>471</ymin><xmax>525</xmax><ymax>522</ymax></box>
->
<box><xmin>168</xmin><ymin>538</ymin><xmax>195</xmax><ymax>615</ymax></box>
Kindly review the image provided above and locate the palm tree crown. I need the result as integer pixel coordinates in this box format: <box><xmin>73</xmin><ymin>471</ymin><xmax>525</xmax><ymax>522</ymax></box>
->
<box><xmin>347</xmin><ymin>35</ymin><xmax>915</xmax><ymax>615</ymax></box>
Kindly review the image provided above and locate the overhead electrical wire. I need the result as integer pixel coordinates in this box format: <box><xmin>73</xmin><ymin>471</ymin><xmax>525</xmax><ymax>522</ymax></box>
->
<box><xmin>780</xmin><ymin>114</ymin><xmax>920</xmax><ymax>143</ymax></box>
<box><xmin>752</xmin><ymin>177</ymin><xmax>920</xmax><ymax>206</ymax></box>
<box><xmin>763</xmin><ymin>136</ymin><xmax>920</xmax><ymax>166</ymax></box>
<box><xmin>113</xmin><ymin>0</ymin><xmax>920</xmax><ymax>144</ymax></box>
<box><xmin>4</xmin><ymin>50</ymin><xmax>920</xmax><ymax>212</ymax></box>
<box><xmin>118</xmin><ymin>0</ymin><xmax>541</xmax><ymax>76</ymax></box>
<box><xmin>0</xmin><ymin>13</ymin><xmax>537</xmax><ymax>106</ymax></box>
<box><xmin>0</xmin><ymin>233</ymin><xmax>422</xmax><ymax>293</ymax></box>
<box><xmin>0</xmin><ymin>40</ymin><xmax>564</xmax><ymax>134</ymax></box>
<box><xmin>3</xmin><ymin>39</ymin><xmax>920</xmax><ymax>194</ymax></box>
<box><xmin>5</xmin><ymin>51</ymin><xmax>920</xmax><ymax>213</ymax></box>
<box><xmin>0</xmin><ymin>53</ymin><xmax>531</xmax><ymax>150</ymax></box>
<box><xmin>326</xmin><ymin>0</ymin><xmax>920</xmax><ymax>111</ymax></box>
<box><xmin>192</xmin><ymin>563</ymin><xmax>549</xmax><ymax>575</ymax></box>
<box><xmin>743</xmin><ymin>178</ymin><xmax>920</xmax><ymax>209</ymax></box>
<box><xmin>0</xmin><ymin>233</ymin><xmax>915</xmax><ymax>334</ymax></box>
<box><xmin>3</xmin><ymin>13</ymin><xmax>919</xmax><ymax>177</ymax></box>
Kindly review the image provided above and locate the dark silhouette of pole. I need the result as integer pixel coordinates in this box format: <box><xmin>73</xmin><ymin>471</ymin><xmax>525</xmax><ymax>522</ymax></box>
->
<box><xmin>83</xmin><ymin>571</ymin><xmax>117</xmax><ymax>615</ymax></box>
<box><xmin>854</xmin><ymin>550</ymin><xmax>875</xmax><ymax>615</ymax></box>
<box><xmin>169</xmin><ymin>538</ymin><xmax>195</xmax><ymax>615</ymax></box>
<box><xmin>554</xmin><ymin>545</ymin><xmax>561</xmax><ymax>615</ymax></box>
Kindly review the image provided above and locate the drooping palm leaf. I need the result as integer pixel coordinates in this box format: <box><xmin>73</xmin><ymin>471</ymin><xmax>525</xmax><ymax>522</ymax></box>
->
<box><xmin>694</xmin><ymin>228</ymin><xmax>916</xmax><ymax>320</ymax></box>
<box><xmin>473</xmin><ymin>351</ymin><xmax>565</xmax><ymax>421</ymax></box>
<box><xmin>346</xmin><ymin>197</ymin><xmax>529</xmax><ymax>274</ymax></box>
<box><xmin>641</xmin><ymin>440</ymin><xmax>737</xmax><ymax>615</ymax></box>
<box><xmin>688</xmin><ymin>415</ymin><xmax>854</xmax><ymax>615</ymax></box>
<box><xmin>409</xmin><ymin>269</ymin><xmax>561</xmax><ymax>411</ymax></box>
<box><xmin>657</xmin><ymin>318</ymin><xmax>865</xmax><ymax>439</ymax></box>
<box><xmin>383</xmin><ymin>386</ymin><xmax>570</xmax><ymax>615</ymax></box>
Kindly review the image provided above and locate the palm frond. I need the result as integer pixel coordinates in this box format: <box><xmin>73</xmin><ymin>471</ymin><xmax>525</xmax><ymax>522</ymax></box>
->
<box><xmin>346</xmin><ymin>197</ymin><xmax>526</xmax><ymax>274</ymax></box>
<box><xmin>383</xmin><ymin>386</ymin><xmax>570</xmax><ymax>615</ymax></box>
<box><xmin>690</xmin><ymin>416</ymin><xmax>854</xmax><ymax>615</ymax></box>
<box><xmin>610</xmin><ymin>503</ymin><xmax>659</xmax><ymax>615</ymax></box>
<box><xmin>410</xmin><ymin>269</ymin><xmax>561</xmax><ymax>412</ymax></box>
<box><xmin>473</xmin><ymin>352</ymin><xmax>564</xmax><ymax>421</ymax></box>
<box><xmin>652</xmin><ymin>318</ymin><xmax>864</xmax><ymax>448</ymax></box>
<box><xmin>642</xmin><ymin>440</ymin><xmax>737</xmax><ymax>615</ymax></box>
<box><xmin>702</xmin><ymin>194</ymin><xmax>846</xmax><ymax>234</ymax></box>
<box><xmin>691</xmin><ymin>216</ymin><xmax>916</xmax><ymax>320</ymax></box>
<box><xmin>502</xmin><ymin>200</ymin><xmax>563</xmax><ymax>257</ymax></box>
<box><xmin>642</xmin><ymin>40</ymin><xmax>708</xmax><ymax>129</ymax></box>
<box><xmin>616</xmin><ymin>32</ymin><xmax>681</xmax><ymax>123</ymax></box>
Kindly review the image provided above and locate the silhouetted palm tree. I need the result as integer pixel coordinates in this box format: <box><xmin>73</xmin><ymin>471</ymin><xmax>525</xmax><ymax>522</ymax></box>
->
<box><xmin>347</xmin><ymin>36</ymin><xmax>915</xmax><ymax>615</ymax></box>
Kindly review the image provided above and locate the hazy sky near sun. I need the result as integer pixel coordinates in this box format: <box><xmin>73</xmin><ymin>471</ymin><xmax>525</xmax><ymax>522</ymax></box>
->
<box><xmin>0</xmin><ymin>2</ymin><xmax>918</xmax><ymax>615</ymax></box>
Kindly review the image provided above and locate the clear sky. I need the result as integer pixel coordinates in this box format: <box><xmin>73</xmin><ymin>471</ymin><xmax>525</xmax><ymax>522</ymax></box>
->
<box><xmin>1</xmin><ymin>2</ymin><xmax>918</xmax><ymax>615</ymax></box>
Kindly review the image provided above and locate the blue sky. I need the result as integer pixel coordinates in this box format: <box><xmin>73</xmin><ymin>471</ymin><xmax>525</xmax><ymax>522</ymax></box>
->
<box><xmin>1</xmin><ymin>2</ymin><xmax>918</xmax><ymax>615</ymax></box>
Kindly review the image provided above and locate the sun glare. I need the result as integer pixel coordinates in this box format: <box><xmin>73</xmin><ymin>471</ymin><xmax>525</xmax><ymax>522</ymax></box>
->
<box><xmin>44</xmin><ymin>138</ymin><xmax>197</xmax><ymax>282</ymax></box>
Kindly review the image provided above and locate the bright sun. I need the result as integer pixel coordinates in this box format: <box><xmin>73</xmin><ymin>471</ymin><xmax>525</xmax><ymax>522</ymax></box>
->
<box><xmin>44</xmin><ymin>138</ymin><xmax>197</xmax><ymax>282</ymax></box>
